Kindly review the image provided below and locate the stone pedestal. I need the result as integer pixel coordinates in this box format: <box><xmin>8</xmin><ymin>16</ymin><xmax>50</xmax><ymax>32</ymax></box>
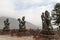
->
<box><xmin>40</xmin><ymin>30</ymin><xmax>59</xmax><ymax>40</ymax></box>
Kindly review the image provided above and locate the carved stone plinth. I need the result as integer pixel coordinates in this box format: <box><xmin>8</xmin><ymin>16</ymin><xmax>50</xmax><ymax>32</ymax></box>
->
<box><xmin>41</xmin><ymin>30</ymin><xmax>55</xmax><ymax>35</ymax></box>
<box><xmin>40</xmin><ymin>30</ymin><xmax>59</xmax><ymax>40</ymax></box>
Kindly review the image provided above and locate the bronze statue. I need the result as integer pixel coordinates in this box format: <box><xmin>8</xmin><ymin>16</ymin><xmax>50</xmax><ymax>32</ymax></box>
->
<box><xmin>41</xmin><ymin>12</ymin><xmax>45</xmax><ymax>30</ymax></box>
<box><xmin>41</xmin><ymin>10</ymin><xmax>53</xmax><ymax>31</ymax></box>
<box><xmin>18</xmin><ymin>18</ymin><xmax>21</xmax><ymax>30</ymax></box>
<box><xmin>21</xmin><ymin>16</ymin><xmax>26</xmax><ymax>29</ymax></box>
<box><xmin>45</xmin><ymin>10</ymin><xmax>53</xmax><ymax>30</ymax></box>
<box><xmin>3</xmin><ymin>18</ymin><xmax>10</xmax><ymax>31</ymax></box>
<box><xmin>18</xmin><ymin>16</ymin><xmax>26</xmax><ymax>32</ymax></box>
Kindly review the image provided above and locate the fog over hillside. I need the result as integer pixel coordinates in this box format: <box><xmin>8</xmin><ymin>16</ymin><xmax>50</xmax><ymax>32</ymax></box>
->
<box><xmin>0</xmin><ymin>17</ymin><xmax>41</xmax><ymax>29</ymax></box>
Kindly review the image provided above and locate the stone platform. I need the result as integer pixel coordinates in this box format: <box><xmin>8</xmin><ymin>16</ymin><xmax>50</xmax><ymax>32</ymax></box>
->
<box><xmin>40</xmin><ymin>30</ymin><xmax>60</xmax><ymax>40</ymax></box>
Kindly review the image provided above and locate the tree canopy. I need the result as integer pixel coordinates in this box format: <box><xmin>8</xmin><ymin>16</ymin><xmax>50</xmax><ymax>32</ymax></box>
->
<box><xmin>52</xmin><ymin>3</ymin><xmax>60</xmax><ymax>25</ymax></box>
<box><xmin>52</xmin><ymin>3</ymin><xmax>60</xmax><ymax>30</ymax></box>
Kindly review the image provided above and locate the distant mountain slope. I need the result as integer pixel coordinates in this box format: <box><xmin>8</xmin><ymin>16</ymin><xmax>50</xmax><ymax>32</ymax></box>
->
<box><xmin>0</xmin><ymin>17</ymin><xmax>38</xmax><ymax>29</ymax></box>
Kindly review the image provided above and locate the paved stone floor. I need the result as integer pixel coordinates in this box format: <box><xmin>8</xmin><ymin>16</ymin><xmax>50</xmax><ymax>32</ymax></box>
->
<box><xmin>0</xmin><ymin>35</ymin><xmax>34</xmax><ymax>40</ymax></box>
<box><xmin>0</xmin><ymin>33</ymin><xmax>60</xmax><ymax>40</ymax></box>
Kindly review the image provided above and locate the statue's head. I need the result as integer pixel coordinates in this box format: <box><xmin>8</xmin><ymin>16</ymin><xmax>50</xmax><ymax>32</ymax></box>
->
<box><xmin>22</xmin><ymin>16</ymin><xmax>25</xmax><ymax>21</ymax></box>
<box><xmin>4</xmin><ymin>20</ymin><xmax>6</xmax><ymax>24</ymax></box>
<box><xmin>18</xmin><ymin>18</ymin><xmax>21</xmax><ymax>22</ymax></box>
<box><xmin>42</xmin><ymin>12</ymin><xmax>44</xmax><ymax>15</ymax></box>
<box><xmin>6</xmin><ymin>18</ymin><xmax>9</xmax><ymax>22</ymax></box>
<box><xmin>45</xmin><ymin>10</ymin><xmax>50</xmax><ymax>17</ymax></box>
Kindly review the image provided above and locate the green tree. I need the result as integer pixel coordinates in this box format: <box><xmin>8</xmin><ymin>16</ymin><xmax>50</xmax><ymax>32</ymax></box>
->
<box><xmin>52</xmin><ymin>3</ymin><xmax>60</xmax><ymax>30</ymax></box>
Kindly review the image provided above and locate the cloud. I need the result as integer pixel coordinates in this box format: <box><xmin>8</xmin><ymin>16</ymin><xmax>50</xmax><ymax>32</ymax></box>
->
<box><xmin>0</xmin><ymin>0</ymin><xmax>15</xmax><ymax>18</ymax></box>
<box><xmin>14</xmin><ymin>0</ymin><xmax>56</xmax><ymax>11</ymax></box>
<box><xmin>13</xmin><ymin>4</ymin><xmax>53</xmax><ymax>26</ymax></box>
<box><xmin>13</xmin><ymin>0</ymin><xmax>43</xmax><ymax>3</ymax></box>
<box><xmin>0</xmin><ymin>0</ymin><xmax>59</xmax><ymax>26</ymax></box>
<box><xmin>0</xmin><ymin>0</ymin><xmax>14</xmax><ymax>12</ymax></box>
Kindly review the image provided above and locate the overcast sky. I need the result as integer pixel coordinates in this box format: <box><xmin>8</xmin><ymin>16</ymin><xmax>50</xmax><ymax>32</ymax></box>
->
<box><xmin>0</xmin><ymin>0</ymin><xmax>60</xmax><ymax>26</ymax></box>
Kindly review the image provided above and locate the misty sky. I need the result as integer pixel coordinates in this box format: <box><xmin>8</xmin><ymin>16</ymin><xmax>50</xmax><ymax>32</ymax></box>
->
<box><xmin>0</xmin><ymin>0</ymin><xmax>60</xmax><ymax>26</ymax></box>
